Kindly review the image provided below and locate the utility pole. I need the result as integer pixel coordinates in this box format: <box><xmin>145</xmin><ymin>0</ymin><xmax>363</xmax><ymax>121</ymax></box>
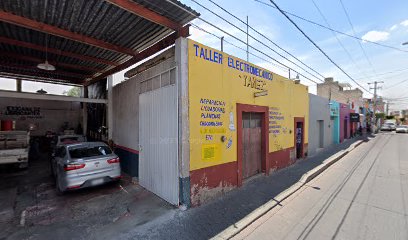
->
<box><xmin>368</xmin><ymin>81</ymin><xmax>384</xmax><ymax>132</ymax></box>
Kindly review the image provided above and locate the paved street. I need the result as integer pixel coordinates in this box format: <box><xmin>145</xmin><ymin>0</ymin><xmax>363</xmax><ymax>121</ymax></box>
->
<box><xmin>234</xmin><ymin>132</ymin><xmax>408</xmax><ymax>240</ymax></box>
<box><xmin>98</xmin><ymin>136</ymin><xmax>365</xmax><ymax>240</ymax></box>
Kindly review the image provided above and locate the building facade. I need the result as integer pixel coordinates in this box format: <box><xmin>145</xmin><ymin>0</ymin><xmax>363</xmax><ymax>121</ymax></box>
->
<box><xmin>110</xmin><ymin>38</ymin><xmax>310</xmax><ymax>207</ymax></box>
<box><xmin>308</xmin><ymin>94</ymin><xmax>333</xmax><ymax>156</ymax></box>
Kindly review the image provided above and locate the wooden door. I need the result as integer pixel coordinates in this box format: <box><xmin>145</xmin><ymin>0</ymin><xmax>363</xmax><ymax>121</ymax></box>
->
<box><xmin>242</xmin><ymin>112</ymin><xmax>262</xmax><ymax>179</ymax></box>
<box><xmin>296</xmin><ymin>122</ymin><xmax>304</xmax><ymax>159</ymax></box>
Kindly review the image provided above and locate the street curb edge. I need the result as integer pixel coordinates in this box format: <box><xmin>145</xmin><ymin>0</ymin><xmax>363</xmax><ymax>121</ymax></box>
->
<box><xmin>212</xmin><ymin>139</ymin><xmax>365</xmax><ymax>240</ymax></box>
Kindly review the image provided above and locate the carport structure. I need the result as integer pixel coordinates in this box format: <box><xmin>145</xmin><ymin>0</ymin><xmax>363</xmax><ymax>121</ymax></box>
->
<box><xmin>0</xmin><ymin>0</ymin><xmax>198</xmax><ymax>205</ymax></box>
<box><xmin>0</xmin><ymin>0</ymin><xmax>197</xmax><ymax>129</ymax></box>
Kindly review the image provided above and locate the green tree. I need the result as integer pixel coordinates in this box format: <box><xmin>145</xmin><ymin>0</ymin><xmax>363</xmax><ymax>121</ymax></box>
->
<box><xmin>385</xmin><ymin>115</ymin><xmax>395</xmax><ymax>120</ymax></box>
<box><xmin>63</xmin><ymin>87</ymin><xmax>81</xmax><ymax>97</ymax></box>
<box><xmin>375</xmin><ymin>113</ymin><xmax>385</xmax><ymax>120</ymax></box>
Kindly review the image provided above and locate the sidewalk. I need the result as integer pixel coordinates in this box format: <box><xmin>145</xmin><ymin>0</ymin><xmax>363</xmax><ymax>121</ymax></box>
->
<box><xmin>98</xmin><ymin>136</ymin><xmax>369</xmax><ymax>240</ymax></box>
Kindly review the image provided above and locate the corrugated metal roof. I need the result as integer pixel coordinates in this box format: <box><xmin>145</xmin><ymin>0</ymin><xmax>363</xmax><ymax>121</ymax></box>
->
<box><xmin>0</xmin><ymin>0</ymin><xmax>198</xmax><ymax>85</ymax></box>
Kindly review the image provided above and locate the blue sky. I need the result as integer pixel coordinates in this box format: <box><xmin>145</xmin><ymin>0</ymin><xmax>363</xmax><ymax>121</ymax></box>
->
<box><xmin>1</xmin><ymin>0</ymin><xmax>407</xmax><ymax>110</ymax></box>
<box><xmin>181</xmin><ymin>0</ymin><xmax>408</xmax><ymax>110</ymax></box>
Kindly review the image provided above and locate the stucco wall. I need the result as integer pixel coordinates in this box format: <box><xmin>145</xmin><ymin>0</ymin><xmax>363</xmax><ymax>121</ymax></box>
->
<box><xmin>308</xmin><ymin>94</ymin><xmax>333</xmax><ymax>157</ymax></box>
<box><xmin>187</xmin><ymin>40</ymin><xmax>309</xmax><ymax>206</ymax></box>
<box><xmin>112</xmin><ymin>53</ymin><xmax>176</xmax><ymax>176</ymax></box>
<box><xmin>112</xmin><ymin>56</ymin><xmax>176</xmax><ymax>151</ymax></box>
<box><xmin>0</xmin><ymin>97</ymin><xmax>82</xmax><ymax>136</ymax></box>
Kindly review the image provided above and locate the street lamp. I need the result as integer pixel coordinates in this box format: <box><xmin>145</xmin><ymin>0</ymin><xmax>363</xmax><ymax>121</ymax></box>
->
<box><xmin>403</xmin><ymin>41</ymin><xmax>408</xmax><ymax>46</ymax></box>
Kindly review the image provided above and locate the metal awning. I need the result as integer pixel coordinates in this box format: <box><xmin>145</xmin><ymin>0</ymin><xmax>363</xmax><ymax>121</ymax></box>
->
<box><xmin>0</xmin><ymin>0</ymin><xmax>198</xmax><ymax>86</ymax></box>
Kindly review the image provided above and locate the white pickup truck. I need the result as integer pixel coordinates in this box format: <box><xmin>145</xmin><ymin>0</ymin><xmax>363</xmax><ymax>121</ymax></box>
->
<box><xmin>0</xmin><ymin>131</ymin><xmax>29</xmax><ymax>168</ymax></box>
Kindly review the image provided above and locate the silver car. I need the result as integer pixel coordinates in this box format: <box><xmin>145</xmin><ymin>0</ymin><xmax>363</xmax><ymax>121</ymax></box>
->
<box><xmin>51</xmin><ymin>142</ymin><xmax>121</xmax><ymax>194</ymax></box>
<box><xmin>396</xmin><ymin>125</ymin><xmax>408</xmax><ymax>133</ymax></box>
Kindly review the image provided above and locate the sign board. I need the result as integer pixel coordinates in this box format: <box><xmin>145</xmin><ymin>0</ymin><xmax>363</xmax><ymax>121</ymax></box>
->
<box><xmin>350</xmin><ymin>113</ymin><xmax>360</xmax><ymax>122</ymax></box>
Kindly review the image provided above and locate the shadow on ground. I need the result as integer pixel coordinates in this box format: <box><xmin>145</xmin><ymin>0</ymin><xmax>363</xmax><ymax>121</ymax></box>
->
<box><xmin>118</xmin><ymin>136</ymin><xmax>370</xmax><ymax>240</ymax></box>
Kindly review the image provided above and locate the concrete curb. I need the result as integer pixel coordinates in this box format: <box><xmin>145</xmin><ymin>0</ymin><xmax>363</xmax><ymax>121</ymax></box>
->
<box><xmin>212</xmin><ymin>139</ymin><xmax>365</xmax><ymax>240</ymax></box>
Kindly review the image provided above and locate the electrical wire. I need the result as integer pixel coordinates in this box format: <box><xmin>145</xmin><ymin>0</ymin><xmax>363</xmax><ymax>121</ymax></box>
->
<box><xmin>191</xmin><ymin>24</ymin><xmax>287</xmax><ymax>71</ymax></box>
<box><xmin>310</xmin><ymin>0</ymin><xmax>373</xmax><ymax>83</ymax></box>
<box><xmin>164</xmin><ymin>0</ymin><xmax>324</xmax><ymax>84</ymax></box>
<box><xmin>338</xmin><ymin>0</ymin><xmax>378</xmax><ymax>77</ymax></box>
<box><xmin>167</xmin><ymin>0</ymin><xmax>368</xmax><ymax>102</ymax></box>
<box><xmin>254</xmin><ymin>0</ymin><xmax>408</xmax><ymax>54</ymax></box>
<box><xmin>355</xmin><ymin>67</ymin><xmax>408</xmax><ymax>80</ymax></box>
<box><xmin>190</xmin><ymin>23</ymin><xmax>321</xmax><ymax>85</ymax></box>
<box><xmin>190</xmin><ymin>0</ymin><xmax>325</xmax><ymax>83</ymax></box>
<box><xmin>268</xmin><ymin>0</ymin><xmax>372</xmax><ymax>94</ymax></box>
<box><xmin>204</xmin><ymin>0</ymin><xmax>325</xmax><ymax>80</ymax></box>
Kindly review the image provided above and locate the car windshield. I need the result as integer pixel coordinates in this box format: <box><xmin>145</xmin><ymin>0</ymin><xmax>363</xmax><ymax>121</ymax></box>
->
<box><xmin>69</xmin><ymin>145</ymin><xmax>112</xmax><ymax>159</ymax></box>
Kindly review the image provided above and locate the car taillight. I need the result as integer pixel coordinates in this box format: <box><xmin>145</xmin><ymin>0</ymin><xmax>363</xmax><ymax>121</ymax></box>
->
<box><xmin>64</xmin><ymin>163</ymin><xmax>86</xmax><ymax>171</ymax></box>
<box><xmin>107</xmin><ymin>157</ymin><xmax>120</xmax><ymax>164</ymax></box>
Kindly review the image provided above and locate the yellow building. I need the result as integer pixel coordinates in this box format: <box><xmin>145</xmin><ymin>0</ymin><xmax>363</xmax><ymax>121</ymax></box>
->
<box><xmin>187</xmin><ymin>40</ymin><xmax>309</xmax><ymax>206</ymax></box>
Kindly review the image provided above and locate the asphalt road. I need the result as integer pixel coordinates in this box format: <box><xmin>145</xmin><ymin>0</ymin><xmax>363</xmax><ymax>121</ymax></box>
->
<box><xmin>234</xmin><ymin>132</ymin><xmax>408</xmax><ymax>240</ymax></box>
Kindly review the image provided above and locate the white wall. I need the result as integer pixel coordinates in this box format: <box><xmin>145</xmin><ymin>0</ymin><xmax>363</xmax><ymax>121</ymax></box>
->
<box><xmin>0</xmin><ymin>97</ymin><xmax>82</xmax><ymax>136</ymax></box>
<box><xmin>112</xmin><ymin>55</ymin><xmax>176</xmax><ymax>150</ymax></box>
<box><xmin>308</xmin><ymin>94</ymin><xmax>333</xmax><ymax>156</ymax></box>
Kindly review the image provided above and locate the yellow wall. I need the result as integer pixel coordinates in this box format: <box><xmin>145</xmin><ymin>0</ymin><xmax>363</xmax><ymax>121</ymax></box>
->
<box><xmin>188</xmin><ymin>40</ymin><xmax>309</xmax><ymax>171</ymax></box>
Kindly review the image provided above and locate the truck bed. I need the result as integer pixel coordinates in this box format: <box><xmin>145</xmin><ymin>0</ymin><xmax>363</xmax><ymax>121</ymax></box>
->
<box><xmin>0</xmin><ymin>131</ymin><xmax>29</xmax><ymax>150</ymax></box>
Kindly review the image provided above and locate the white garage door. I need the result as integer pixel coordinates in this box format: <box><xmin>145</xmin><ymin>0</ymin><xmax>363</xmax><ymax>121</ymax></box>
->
<box><xmin>139</xmin><ymin>80</ymin><xmax>179</xmax><ymax>205</ymax></box>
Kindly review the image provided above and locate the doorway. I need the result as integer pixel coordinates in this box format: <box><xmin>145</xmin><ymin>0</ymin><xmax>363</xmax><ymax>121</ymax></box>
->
<box><xmin>242</xmin><ymin>112</ymin><xmax>262</xmax><ymax>179</ymax></box>
<box><xmin>344</xmin><ymin>119</ymin><xmax>348</xmax><ymax>139</ymax></box>
<box><xmin>236</xmin><ymin>103</ymin><xmax>268</xmax><ymax>186</ymax></box>
<box><xmin>295</xmin><ymin>118</ymin><xmax>304</xmax><ymax>159</ymax></box>
<box><xmin>317</xmin><ymin>120</ymin><xmax>324</xmax><ymax>148</ymax></box>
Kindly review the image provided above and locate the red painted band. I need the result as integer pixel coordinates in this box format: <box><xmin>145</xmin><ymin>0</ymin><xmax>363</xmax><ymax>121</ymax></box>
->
<box><xmin>114</xmin><ymin>144</ymin><xmax>139</xmax><ymax>154</ymax></box>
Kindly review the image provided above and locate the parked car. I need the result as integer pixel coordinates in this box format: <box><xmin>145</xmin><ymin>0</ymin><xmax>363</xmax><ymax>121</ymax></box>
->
<box><xmin>396</xmin><ymin>125</ymin><xmax>408</xmax><ymax>133</ymax></box>
<box><xmin>51</xmin><ymin>142</ymin><xmax>121</xmax><ymax>194</ymax></box>
<box><xmin>51</xmin><ymin>134</ymin><xmax>86</xmax><ymax>155</ymax></box>
<box><xmin>380</xmin><ymin>123</ymin><xmax>396</xmax><ymax>131</ymax></box>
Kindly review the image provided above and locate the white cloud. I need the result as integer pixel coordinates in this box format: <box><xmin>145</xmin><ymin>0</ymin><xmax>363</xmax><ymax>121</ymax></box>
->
<box><xmin>361</xmin><ymin>31</ymin><xmax>390</xmax><ymax>42</ymax></box>
<box><xmin>401</xmin><ymin>19</ymin><xmax>408</xmax><ymax>27</ymax></box>
<box><xmin>390</xmin><ymin>24</ymin><xmax>398</xmax><ymax>31</ymax></box>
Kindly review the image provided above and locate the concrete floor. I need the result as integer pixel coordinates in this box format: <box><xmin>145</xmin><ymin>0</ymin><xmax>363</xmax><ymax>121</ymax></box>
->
<box><xmin>234</xmin><ymin>132</ymin><xmax>408</xmax><ymax>240</ymax></box>
<box><xmin>0</xmin><ymin>150</ymin><xmax>173</xmax><ymax>240</ymax></box>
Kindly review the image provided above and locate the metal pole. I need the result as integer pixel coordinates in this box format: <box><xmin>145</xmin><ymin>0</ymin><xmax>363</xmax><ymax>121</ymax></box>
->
<box><xmin>221</xmin><ymin>36</ymin><xmax>224</xmax><ymax>52</ymax></box>
<box><xmin>373</xmin><ymin>81</ymin><xmax>377</xmax><ymax>129</ymax></box>
<box><xmin>246</xmin><ymin>15</ymin><xmax>249</xmax><ymax>62</ymax></box>
<box><xmin>288</xmin><ymin>69</ymin><xmax>291</xmax><ymax>79</ymax></box>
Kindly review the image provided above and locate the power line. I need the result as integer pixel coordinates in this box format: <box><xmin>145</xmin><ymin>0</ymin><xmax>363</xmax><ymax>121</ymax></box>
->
<box><xmin>189</xmin><ymin>0</ymin><xmax>325</xmax><ymax>82</ymax></box>
<box><xmin>355</xmin><ymin>67</ymin><xmax>408</xmax><ymax>80</ymax></box>
<box><xmin>190</xmin><ymin>24</ymin><xmax>287</xmax><ymax>71</ymax></box>
<box><xmin>310</xmin><ymin>0</ymin><xmax>373</xmax><ymax>82</ymax></box>
<box><xmin>254</xmin><ymin>0</ymin><xmax>408</xmax><ymax>54</ymax></box>
<box><xmin>204</xmin><ymin>0</ymin><xmax>325</xmax><ymax>80</ymax></box>
<box><xmin>164</xmin><ymin>0</ymin><xmax>323</xmax><ymax>84</ymax></box>
<box><xmin>268</xmin><ymin>0</ymin><xmax>371</xmax><ymax>94</ymax></box>
<box><xmin>190</xmin><ymin>23</ymin><xmax>321</xmax><ymax>85</ymax></box>
<box><xmin>338</xmin><ymin>0</ymin><xmax>378</xmax><ymax>77</ymax></box>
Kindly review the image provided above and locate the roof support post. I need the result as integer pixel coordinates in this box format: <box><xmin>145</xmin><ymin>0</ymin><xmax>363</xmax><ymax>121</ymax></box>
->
<box><xmin>107</xmin><ymin>75</ymin><xmax>113</xmax><ymax>141</ymax></box>
<box><xmin>82</xmin><ymin>86</ymin><xmax>88</xmax><ymax>136</ymax></box>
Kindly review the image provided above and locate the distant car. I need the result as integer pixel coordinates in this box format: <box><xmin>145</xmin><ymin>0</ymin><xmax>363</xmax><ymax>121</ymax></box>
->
<box><xmin>51</xmin><ymin>142</ymin><xmax>121</xmax><ymax>194</ymax></box>
<box><xmin>380</xmin><ymin>124</ymin><xmax>392</xmax><ymax>131</ymax></box>
<box><xmin>381</xmin><ymin>123</ymin><xmax>396</xmax><ymax>131</ymax></box>
<box><xmin>396</xmin><ymin>125</ymin><xmax>408</xmax><ymax>133</ymax></box>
